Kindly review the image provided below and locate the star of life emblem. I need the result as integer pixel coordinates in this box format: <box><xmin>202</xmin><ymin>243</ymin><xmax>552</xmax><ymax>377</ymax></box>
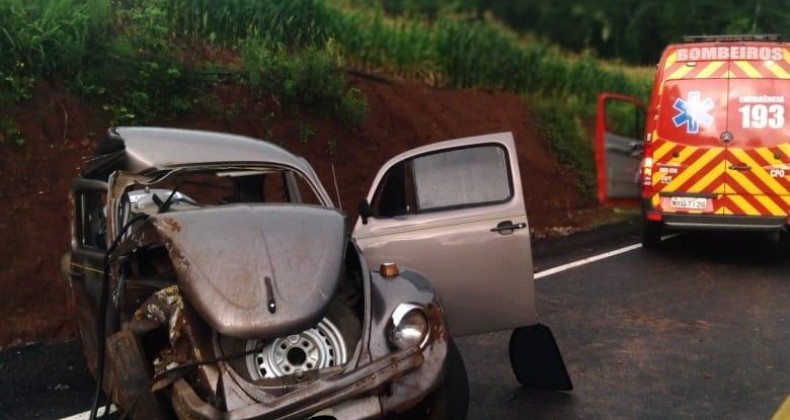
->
<box><xmin>672</xmin><ymin>91</ymin><xmax>714</xmax><ymax>134</ymax></box>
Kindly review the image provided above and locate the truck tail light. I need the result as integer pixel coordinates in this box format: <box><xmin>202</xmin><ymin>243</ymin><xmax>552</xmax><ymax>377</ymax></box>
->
<box><xmin>641</xmin><ymin>157</ymin><xmax>654</xmax><ymax>186</ymax></box>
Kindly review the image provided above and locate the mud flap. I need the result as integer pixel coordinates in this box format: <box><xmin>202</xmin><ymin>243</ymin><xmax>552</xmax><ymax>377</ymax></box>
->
<box><xmin>509</xmin><ymin>324</ymin><xmax>573</xmax><ymax>391</ymax></box>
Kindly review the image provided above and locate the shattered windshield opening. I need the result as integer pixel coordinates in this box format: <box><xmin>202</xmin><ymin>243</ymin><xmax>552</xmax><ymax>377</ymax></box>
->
<box><xmin>116</xmin><ymin>166</ymin><xmax>325</xmax><ymax>230</ymax></box>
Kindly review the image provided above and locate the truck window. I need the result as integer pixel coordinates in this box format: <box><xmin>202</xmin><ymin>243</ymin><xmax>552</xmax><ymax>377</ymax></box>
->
<box><xmin>605</xmin><ymin>99</ymin><xmax>645</xmax><ymax>140</ymax></box>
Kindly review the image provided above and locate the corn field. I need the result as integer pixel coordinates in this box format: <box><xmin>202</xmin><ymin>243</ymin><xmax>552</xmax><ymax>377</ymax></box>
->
<box><xmin>0</xmin><ymin>0</ymin><xmax>654</xmax><ymax>195</ymax></box>
<box><xmin>1</xmin><ymin>0</ymin><xmax>651</xmax><ymax>107</ymax></box>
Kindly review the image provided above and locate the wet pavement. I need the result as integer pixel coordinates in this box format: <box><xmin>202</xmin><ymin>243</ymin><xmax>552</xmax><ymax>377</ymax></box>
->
<box><xmin>459</xmin><ymin>227</ymin><xmax>789</xmax><ymax>419</ymax></box>
<box><xmin>2</xmin><ymin>221</ymin><xmax>788</xmax><ymax>419</ymax></box>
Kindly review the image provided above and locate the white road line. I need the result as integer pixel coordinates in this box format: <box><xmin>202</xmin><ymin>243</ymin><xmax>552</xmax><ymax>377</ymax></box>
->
<box><xmin>534</xmin><ymin>243</ymin><xmax>642</xmax><ymax>279</ymax></box>
<box><xmin>534</xmin><ymin>234</ymin><xmax>679</xmax><ymax>279</ymax></box>
<box><xmin>59</xmin><ymin>405</ymin><xmax>117</xmax><ymax>420</ymax></box>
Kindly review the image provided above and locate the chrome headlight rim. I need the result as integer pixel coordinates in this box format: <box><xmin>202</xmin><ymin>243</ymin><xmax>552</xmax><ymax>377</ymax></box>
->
<box><xmin>387</xmin><ymin>303</ymin><xmax>430</xmax><ymax>351</ymax></box>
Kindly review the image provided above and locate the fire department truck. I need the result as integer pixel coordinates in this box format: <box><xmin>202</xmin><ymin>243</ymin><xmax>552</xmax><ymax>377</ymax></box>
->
<box><xmin>595</xmin><ymin>35</ymin><xmax>790</xmax><ymax>247</ymax></box>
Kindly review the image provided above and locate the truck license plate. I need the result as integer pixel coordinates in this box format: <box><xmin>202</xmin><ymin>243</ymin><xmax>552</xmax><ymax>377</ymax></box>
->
<box><xmin>669</xmin><ymin>196</ymin><xmax>708</xmax><ymax>210</ymax></box>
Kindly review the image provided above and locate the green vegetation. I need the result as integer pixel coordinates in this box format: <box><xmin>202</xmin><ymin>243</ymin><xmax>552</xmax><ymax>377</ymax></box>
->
<box><xmin>0</xmin><ymin>0</ymin><xmax>367</xmax><ymax>125</ymax></box>
<box><xmin>0</xmin><ymin>116</ymin><xmax>23</xmax><ymax>146</ymax></box>
<box><xmin>487</xmin><ymin>0</ymin><xmax>789</xmax><ymax>65</ymax></box>
<box><xmin>0</xmin><ymin>0</ymin><xmax>104</xmax><ymax>104</ymax></box>
<box><xmin>242</xmin><ymin>41</ymin><xmax>367</xmax><ymax>125</ymax></box>
<box><xmin>361</xmin><ymin>0</ymin><xmax>789</xmax><ymax>65</ymax></box>
<box><xmin>144</xmin><ymin>0</ymin><xmax>651</xmax><ymax>196</ymax></box>
<box><xmin>298</xmin><ymin>123</ymin><xmax>316</xmax><ymax>144</ymax></box>
<box><xmin>1</xmin><ymin>0</ymin><xmax>665</xmax><ymax>198</ymax></box>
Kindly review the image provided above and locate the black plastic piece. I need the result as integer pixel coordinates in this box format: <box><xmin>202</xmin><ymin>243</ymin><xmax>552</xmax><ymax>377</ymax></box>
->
<box><xmin>509</xmin><ymin>324</ymin><xmax>573</xmax><ymax>391</ymax></box>
<box><xmin>358</xmin><ymin>200</ymin><xmax>373</xmax><ymax>225</ymax></box>
<box><xmin>683</xmin><ymin>34</ymin><xmax>780</xmax><ymax>42</ymax></box>
<box><xmin>490</xmin><ymin>220</ymin><xmax>527</xmax><ymax>234</ymax></box>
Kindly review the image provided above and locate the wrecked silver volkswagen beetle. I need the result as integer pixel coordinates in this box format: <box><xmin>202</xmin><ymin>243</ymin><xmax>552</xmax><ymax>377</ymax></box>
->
<box><xmin>65</xmin><ymin>127</ymin><xmax>571</xmax><ymax>419</ymax></box>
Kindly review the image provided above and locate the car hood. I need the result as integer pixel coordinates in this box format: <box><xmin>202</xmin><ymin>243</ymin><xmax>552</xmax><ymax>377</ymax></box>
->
<box><xmin>145</xmin><ymin>205</ymin><xmax>347</xmax><ymax>339</ymax></box>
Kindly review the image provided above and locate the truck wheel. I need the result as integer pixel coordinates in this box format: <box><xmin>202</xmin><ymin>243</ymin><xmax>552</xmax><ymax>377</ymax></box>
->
<box><xmin>641</xmin><ymin>218</ymin><xmax>663</xmax><ymax>248</ymax></box>
<box><xmin>775</xmin><ymin>229</ymin><xmax>790</xmax><ymax>256</ymax></box>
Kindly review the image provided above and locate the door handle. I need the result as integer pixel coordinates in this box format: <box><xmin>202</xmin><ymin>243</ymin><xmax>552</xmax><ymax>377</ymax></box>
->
<box><xmin>728</xmin><ymin>163</ymin><xmax>751</xmax><ymax>171</ymax></box>
<box><xmin>490</xmin><ymin>221</ymin><xmax>527</xmax><ymax>234</ymax></box>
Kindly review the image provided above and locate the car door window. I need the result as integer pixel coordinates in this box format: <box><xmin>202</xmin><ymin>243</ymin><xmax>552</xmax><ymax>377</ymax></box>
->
<box><xmin>413</xmin><ymin>145</ymin><xmax>511</xmax><ymax>211</ymax></box>
<box><xmin>371</xmin><ymin>145</ymin><xmax>511</xmax><ymax>217</ymax></box>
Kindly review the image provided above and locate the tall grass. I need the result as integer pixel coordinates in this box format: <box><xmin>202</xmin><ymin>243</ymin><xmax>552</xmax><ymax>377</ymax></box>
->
<box><xmin>145</xmin><ymin>0</ymin><xmax>650</xmax><ymax>100</ymax></box>
<box><xmin>0</xmin><ymin>0</ymin><xmax>109</xmax><ymax>73</ymax></box>
<box><xmin>1</xmin><ymin>0</ymin><xmax>650</xmax><ymax>111</ymax></box>
<box><xmin>0</xmin><ymin>0</ymin><xmax>654</xmax><ymax>195</ymax></box>
<box><xmin>242</xmin><ymin>40</ymin><xmax>367</xmax><ymax>124</ymax></box>
<box><xmin>0</xmin><ymin>0</ymin><xmax>110</xmax><ymax>103</ymax></box>
<box><xmin>154</xmin><ymin>0</ymin><xmax>339</xmax><ymax>47</ymax></box>
<box><xmin>0</xmin><ymin>0</ymin><xmax>367</xmax><ymax>124</ymax></box>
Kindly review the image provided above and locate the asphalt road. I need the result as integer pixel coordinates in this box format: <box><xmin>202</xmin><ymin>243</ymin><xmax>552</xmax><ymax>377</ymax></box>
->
<box><xmin>2</xmin><ymin>220</ymin><xmax>788</xmax><ymax>419</ymax></box>
<box><xmin>459</xmin><ymin>225</ymin><xmax>789</xmax><ymax>420</ymax></box>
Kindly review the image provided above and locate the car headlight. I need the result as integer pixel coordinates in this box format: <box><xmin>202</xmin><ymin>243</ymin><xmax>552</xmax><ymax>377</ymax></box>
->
<box><xmin>387</xmin><ymin>303</ymin><xmax>429</xmax><ymax>350</ymax></box>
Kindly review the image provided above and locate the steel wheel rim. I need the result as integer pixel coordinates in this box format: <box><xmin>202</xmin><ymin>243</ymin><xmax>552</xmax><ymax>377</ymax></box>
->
<box><xmin>245</xmin><ymin>317</ymin><xmax>348</xmax><ymax>380</ymax></box>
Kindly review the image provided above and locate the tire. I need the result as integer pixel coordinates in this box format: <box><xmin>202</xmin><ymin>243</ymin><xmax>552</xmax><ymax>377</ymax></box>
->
<box><xmin>641</xmin><ymin>216</ymin><xmax>663</xmax><ymax>249</ymax></box>
<box><xmin>429</xmin><ymin>339</ymin><xmax>469</xmax><ymax>419</ymax></box>
<box><xmin>397</xmin><ymin>339</ymin><xmax>469</xmax><ymax>419</ymax></box>
<box><xmin>773</xmin><ymin>229</ymin><xmax>790</xmax><ymax>256</ymax></box>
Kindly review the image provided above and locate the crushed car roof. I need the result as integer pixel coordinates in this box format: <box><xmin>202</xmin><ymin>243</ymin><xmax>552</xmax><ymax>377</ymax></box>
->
<box><xmin>83</xmin><ymin>127</ymin><xmax>312</xmax><ymax>178</ymax></box>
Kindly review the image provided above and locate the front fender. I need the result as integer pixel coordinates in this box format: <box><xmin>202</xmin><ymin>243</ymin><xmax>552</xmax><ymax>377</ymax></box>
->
<box><xmin>367</xmin><ymin>268</ymin><xmax>448</xmax><ymax>413</ymax></box>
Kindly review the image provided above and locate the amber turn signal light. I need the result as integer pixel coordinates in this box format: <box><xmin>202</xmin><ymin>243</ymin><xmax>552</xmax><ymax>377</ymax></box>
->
<box><xmin>380</xmin><ymin>262</ymin><xmax>399</xmax><ymax>278</ymax></box>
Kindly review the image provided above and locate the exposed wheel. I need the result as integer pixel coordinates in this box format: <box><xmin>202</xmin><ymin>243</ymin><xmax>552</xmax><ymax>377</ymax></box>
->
<box><xmin>229</xmin><ymin>302</ymin><xmax>361</xmax><ymax>381</ymax></box>
<box><xmin>641</xmin><ymin>214</ymin><xmax>663</xmax><ymax>249</ymax></box>
<box><xmin>245</xmin><ymin>317</ymin><xmax>349</xmax><ymax>379</ymax></box>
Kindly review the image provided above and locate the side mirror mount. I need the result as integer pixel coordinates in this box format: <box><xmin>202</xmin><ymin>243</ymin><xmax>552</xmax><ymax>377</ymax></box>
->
<box><xmin>358</xmin><ymin>199</ymin><xmax>373</xmax><ymax>225</ymax></box>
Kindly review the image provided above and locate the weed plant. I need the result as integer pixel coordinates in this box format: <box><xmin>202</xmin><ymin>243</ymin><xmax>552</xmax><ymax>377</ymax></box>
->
<box><xmin>0</xmin><ymin>0</ymin><xmax>109</xmax><ymax>104</ymax></box>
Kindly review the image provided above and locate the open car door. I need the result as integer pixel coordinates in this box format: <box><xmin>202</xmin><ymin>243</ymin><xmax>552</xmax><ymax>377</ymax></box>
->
<box><xmin>595</xmin><ymin>93</ymin><xmax>646</xmax><ymax>206</ymax></box>
<box><xmin>65</xmin><ymin>178</ymin><xmax>110</xmax><ymax>375</ymax></box>
<box><xmin>352</xmin><ymin>132</ymin><xmax>535</xmax><ymax>337</ymax></box>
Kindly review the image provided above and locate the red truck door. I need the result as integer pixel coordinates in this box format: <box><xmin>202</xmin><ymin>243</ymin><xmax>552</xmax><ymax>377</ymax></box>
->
<box><xmin>595</xmin><ymin>93</ymin><xmax>645</xmax><ymax>206</ymax></box>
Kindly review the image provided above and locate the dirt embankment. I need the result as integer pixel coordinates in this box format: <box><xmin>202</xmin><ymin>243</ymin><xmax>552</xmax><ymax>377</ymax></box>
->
<box><xmin>0</xmin><ymin>75</ymin><xmax>611</xmax><ymax>348</ymax></box>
